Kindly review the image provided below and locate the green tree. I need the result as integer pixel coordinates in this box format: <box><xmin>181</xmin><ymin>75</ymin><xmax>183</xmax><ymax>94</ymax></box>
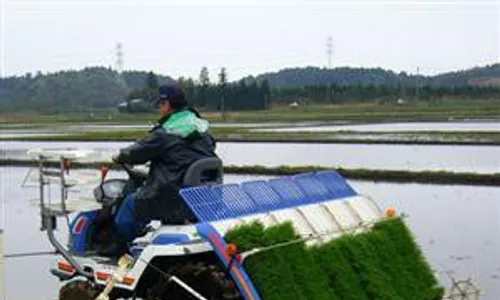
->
<box><xmin>218</xmin><ymin>67</ymin><xmax>228</xmax><ymax>118</ymax></box>
<box><xmin>145</xmin><ymin>71</ymin><xmax>159</xmax><ymax>89</ymax></box>
<box><xmin>261</xmin><ymin>80</ymin><xmax>271</xmax><ymax>110</ymax></box>
<box><xmin>198</xmin><ymin>67</ymin><xmax>210</xmax><ymax>108</ymax></box>
<box><xmin>199</xmin><ymin>67</ymin><xmax>210</xmax><ymax>87</ymax></box>
<box><xmin>219</xmin><ymin>67</ymin><xmax>227</xmax><ymax>87</ymax></box>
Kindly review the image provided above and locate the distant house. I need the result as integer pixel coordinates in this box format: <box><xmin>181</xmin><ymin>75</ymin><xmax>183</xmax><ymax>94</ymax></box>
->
<box><xmin>118</xmin><ymin>98</ymin><xmax>152</xmax><ymax>113</ymax></box>
<box><xmin>118</xmin><ymin>102</ymin><xmax>128</xmax><ymax>111</ymax></box>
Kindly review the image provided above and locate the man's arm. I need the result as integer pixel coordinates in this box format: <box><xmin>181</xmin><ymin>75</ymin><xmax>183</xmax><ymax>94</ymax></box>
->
<box><xmin>114</xmin><ymin>131</ymin><xmax>169</xmax><ymax>165</ymax></box>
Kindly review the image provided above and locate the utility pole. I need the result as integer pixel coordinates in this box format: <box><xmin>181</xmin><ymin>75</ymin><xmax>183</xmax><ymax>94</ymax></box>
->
<box><xmin>416</xmin><ymin>66</ymin><xmax>420</xmax><ymax>101</ymax></box>
<box><xmin>114</xmin><ymin>42</ymin><xmax>127</xmax><ymax>117</ymax></box>
<box><xmin>327</xmin><ymin>35</ymin><xmax>333</xmax><ymax>69</ymax></box>
<box><xmin>116</xmin><ymin>42</ymin><xmax>124</xmax><ymax>74</ymax></box>
<box><xmin>115</xmin><ymin>43</ymin><xmax>127</xmax><ymax>89</ymax></box>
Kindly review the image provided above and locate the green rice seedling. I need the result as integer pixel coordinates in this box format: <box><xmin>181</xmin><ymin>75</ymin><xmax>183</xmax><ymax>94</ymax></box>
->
<box><xmin>224</xmin><ymin>221</ymin><xmax>266</xmax><ymax>252</ymax></box>
<box><xmin>338</xmin><ymin>235</ymin><xmax>404</xmax><ymax>300</ymax></box>
<box><xmin>226</xmin><ymin>222</ymin><xmax>305</xmax><ymax>300</ymax></box>
<box><xmin>374</xmin><ymin>219</ymin><xmax>442</xmax><ymax>294</ymax></box>
<box><xmin>263</xmin><ymin>223</ymin><xmax>338</xmax><ymax>300</ymax></box>
<box><xmin>366</xmin><ymin>227</ymin><xmax>422</xmax><ymax>299</ymax></box>
<box><xmin>225</xmin><ymin>219</ymin><xmax>443</xmax><ymax>300</ymax></box>
<box><xmin>312</xmin><ymin>240</ymin><xmax>369</xmax><ymax>300</ymax></box>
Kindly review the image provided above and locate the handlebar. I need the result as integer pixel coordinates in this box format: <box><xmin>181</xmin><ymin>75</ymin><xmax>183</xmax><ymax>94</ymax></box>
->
<box><xmin>118</xmin><ymin>163</ymin><xmax>148</xmax><ymax>182</ymax></box>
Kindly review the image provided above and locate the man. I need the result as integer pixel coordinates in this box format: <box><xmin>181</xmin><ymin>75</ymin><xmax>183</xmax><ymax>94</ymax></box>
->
<box><xmin>107</xmin><ymin>84</ymin><xmax>218</xmax><ymax>255</ymax></box>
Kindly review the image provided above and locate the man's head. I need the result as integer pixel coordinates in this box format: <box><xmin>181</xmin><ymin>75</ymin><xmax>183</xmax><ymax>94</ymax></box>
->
<box><xmin>157</xmin><ymin>84</ymin><xmax>187</xmax><ymax>116</ymax></box>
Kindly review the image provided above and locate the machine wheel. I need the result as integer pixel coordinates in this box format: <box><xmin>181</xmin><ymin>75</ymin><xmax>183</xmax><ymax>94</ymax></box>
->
<box><xmin>59</xmin><ymin>280</ymin><xmax>100</xmax><ymax>300</ymax></box>
<box><xmin>151</xmin><ymin>262</ymin><xmax>242</xmax><ymax>300</ymax></box>
<box><xmin>448</xmin><ymin>278</ymin><xmax>481</xmax><ymax>300</ymax></box>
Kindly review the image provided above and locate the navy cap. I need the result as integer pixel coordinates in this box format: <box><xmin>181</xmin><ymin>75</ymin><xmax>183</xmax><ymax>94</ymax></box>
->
<box><xmin>158</xmin><ymin>84</ymin><xmax>187</xmax><ymax>109</ymax></box>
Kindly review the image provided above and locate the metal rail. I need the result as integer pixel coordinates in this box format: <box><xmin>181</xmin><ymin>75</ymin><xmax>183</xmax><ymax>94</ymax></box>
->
<box><xmin>37</xmin><ymin>154</ymin><xmax>93</xmax><ymax>279</ymax></box>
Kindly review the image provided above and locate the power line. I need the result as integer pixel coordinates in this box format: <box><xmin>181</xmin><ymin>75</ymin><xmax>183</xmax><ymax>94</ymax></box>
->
<box><xmin>326</xmin><ymin>36</ymin><xmax>334</xmax><ymax>102</ymax></box>
<box><xmin>326</xmin><ymin>36</ymin><xmax>333</xmax><ymax>69</ymax></box>
<box><xmin>115</xmin><ymin>42</ymin><xmax>127</xmax><ymax>97</ymax></box>
<box><xmin>115</xmin><ymin>42</ymin><xmax>124</xmax><ymax>74</ymax></box>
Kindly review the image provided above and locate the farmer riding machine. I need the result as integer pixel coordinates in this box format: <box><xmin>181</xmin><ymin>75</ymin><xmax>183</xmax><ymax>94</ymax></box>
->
<box><xmin>28</xmin><ymin>148</ymin><xmax>385</xmax><ymax>300</ymax></box>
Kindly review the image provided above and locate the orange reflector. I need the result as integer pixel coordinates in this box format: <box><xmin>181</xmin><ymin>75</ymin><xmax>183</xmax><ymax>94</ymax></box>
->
<box><xmin>384</xmin><ymin>207</ymin><xmax>397</xmax><ymax>218</ymax></box>
<box><xmin>96</xmin><ymin>271</ymin><xmax>134</xmax><ymax>285</ymax></box>
<box><xmin>122</xmin><ymin>277</ymin><xmax>135</xmax><ymax>285</ymax></box>
<box><xmin>226</xmin><ymin>243</ymin><xmax>239</xmax><ymax>257</ymax></box>
<box><xmin>73</xmin><ymin>216</ymin><xmax>87</xmax><ymax>235</ymax></box>
<box><xmin>58</xmin><ymin>261</ymin><xmax>76</xmax><ymax>274</ymax></box>
<box><xmin>96</xmin><ymin>271</ymin><xmax>110</xmax><ymax>281</ymax></box>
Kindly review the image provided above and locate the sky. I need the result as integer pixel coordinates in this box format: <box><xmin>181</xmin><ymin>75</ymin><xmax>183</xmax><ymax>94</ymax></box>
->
<box><xmin>0</xmin><ymin>0</ymin><xmax>499</xmax><ymax>82</ymax></box>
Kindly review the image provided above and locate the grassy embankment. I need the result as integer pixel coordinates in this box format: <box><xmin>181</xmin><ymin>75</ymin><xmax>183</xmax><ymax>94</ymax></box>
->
<box><xmin>1</xmin><ymin>127</ymin><xmax>499</xmax><ymax>145</ymax></box>
<box><xmin>224</xmin><ymin>218</ymin><xmax>445</xmax><ymax>300</ymax></box>
<box><xmin>2</xmin><ymin>160</ymin><xmax>498</xmax><ymax>186</ymax></box>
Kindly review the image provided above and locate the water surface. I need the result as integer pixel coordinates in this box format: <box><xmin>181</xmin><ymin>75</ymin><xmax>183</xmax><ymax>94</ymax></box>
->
<box><xmin>256</xmin><ymin>121</ymin><xmax>500</xmax><ymax>133</ymax></box>
<box><xmin>2</xmin><ymin>141</ymin><xmax>499</xmax><ymax>174</ymax></box>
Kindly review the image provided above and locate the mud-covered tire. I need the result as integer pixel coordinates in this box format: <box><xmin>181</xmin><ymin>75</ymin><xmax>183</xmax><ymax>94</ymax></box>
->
<box><xmin>59</xmin><ymin>280</ymin><xmax>100</xmax><ymax>300</ymax></box>
<box><xmin>153</xmin><ymin>262</ymin><xmax>242</xmax><ymax>300</ymax></box>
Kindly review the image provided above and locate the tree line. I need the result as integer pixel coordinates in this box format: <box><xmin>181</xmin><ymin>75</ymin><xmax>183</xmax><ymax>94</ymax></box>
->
<box><xmin>126</xmin><ymin>68</ymin><xmax>271</xmax><ymax>112</ymax></box>
<box><xmin>272</xmin><ymin>83</ymin><xmax>500</xmax><ymax>104</ymax></box>
<box><xmin>126</xmin><ymin>67</ymin><xmax>499</xmax><ymax>112</ymax></box>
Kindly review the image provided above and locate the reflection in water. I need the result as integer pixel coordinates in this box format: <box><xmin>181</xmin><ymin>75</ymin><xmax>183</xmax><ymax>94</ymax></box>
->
<box><xmin>0</xmin><ymin>121</ymin><xmax>326</xmax><ymax>139</ymax></box>
<box><xmin>256</xmin><ymin>121</ymin><xmax>500</xmax><ymax>133</ymax></box>
<box><xmin>217</xmin><ymin>142</ymin><xmax>500</xmax><ymax>174</ymax></box>
<box><xmin>2</xmin><ymin>167</ymin><xmax>499</xmax><ymax>299</ymax></box>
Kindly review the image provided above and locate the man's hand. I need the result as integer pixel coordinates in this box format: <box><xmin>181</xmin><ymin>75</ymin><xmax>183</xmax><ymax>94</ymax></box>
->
<box><xmin>111</xmin><ymin>153</ymin><xmax>121</xmax><ymax>164</ymax></box>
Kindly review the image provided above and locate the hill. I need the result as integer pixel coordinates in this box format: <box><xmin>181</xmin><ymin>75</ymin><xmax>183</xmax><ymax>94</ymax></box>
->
<box><xmin>251</xmin><ymin>64</ymin><xmax>500</xmax><ymax>88</ymax></box>
<box><xmin>0</xmin><ymin>67</ymin><xmax>173</xmax><ymax>112</ymax></box>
